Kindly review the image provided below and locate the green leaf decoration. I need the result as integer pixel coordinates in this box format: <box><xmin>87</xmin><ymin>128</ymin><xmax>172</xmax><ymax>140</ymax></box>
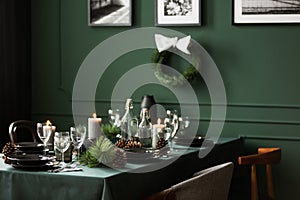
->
<box><xmin>80</xmin><ymin>151</ymin><xmax>101</xmax><ymax>168</ymax></box>
<box><xmin>101</xmin><ymin>124</ymin><xmax>121</xmax><ymax>140</ymax></box>
<box><xmin>88</xmin><ymin>136</ymin><xmax>116</xmax><ymax>165</ymax></box>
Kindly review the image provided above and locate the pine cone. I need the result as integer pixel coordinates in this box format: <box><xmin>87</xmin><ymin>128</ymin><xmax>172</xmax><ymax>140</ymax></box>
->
<box><xmin>2</xmin><ymin>142</ymin><xmax>16</xmax><ymax>164</ymax></box>
<box><xmin>156</xmin><ymin>138</ymin><xmax>168</xmax><ymax>149</ymax></box>
<box><xmin>111</xmin><ymin>148</ymin><xmax>127</xmax><ymax>168</ymax></box>
<box><xmin>2</xmin><ymin>142</ymin><xmax>16</xmax><ymax>156</ymax></box>
<box><xmin>125</xmin><ymin>139</ymin><xmax>142</xmax><ymax>149</ymax></box>
<box><xmin>115</xmin><ymin>138</ymin><xmax>126</xmax><ymax>148</ymax></box>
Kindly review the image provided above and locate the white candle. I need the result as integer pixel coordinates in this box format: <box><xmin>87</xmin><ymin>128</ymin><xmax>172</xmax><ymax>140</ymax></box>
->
<box><xmin>48</xmin><ymin>125</ymin><xmax>56</xmax><ymax>147</ymax></box>
<box><xmin>88</xmin><ymin>113</ymin><xmax>102</xmax><ymax>139</ymax></box>
<box><xmin>42</xmin><ymin>125</ymin><xmax>52</xmax><ymax>142</ymax></box>
<box><xmin>43</xmin><ymin>125</ymin><xmax>51</xmax><ymax>133</ymax></box>
<box><xmin>152</xmin><ymin>118</ymin><xmax>165</xmax><ymax>148</ymax></box>
<box><xmin>43</xmin><ymin>120</ymin><xmax>52</xmax><ymax>134</ymax></box>
<box><xmin>51</xmin><ymin>126</ymin><xmax>56</xmax><ymax>133</ymax></box>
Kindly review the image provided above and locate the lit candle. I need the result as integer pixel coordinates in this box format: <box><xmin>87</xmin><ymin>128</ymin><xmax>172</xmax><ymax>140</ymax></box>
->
<box><xmin>46</xmin><ymin>120</ymin><xmax>56</xmax><ymax>150</ymax></box>
<box><xmin>152</xmin><ymin>118</ymin><xmax>165</xmax><ymax>148</ymax></box>
<box><xmin>88</xmin><ymin>113</ymin><xmax>102</xmax><ymax>139</ymax></box>
<box><xmin>43</xmin><ymin>120</ymin><xmax>52</xmax><ymax>135</ymax></box>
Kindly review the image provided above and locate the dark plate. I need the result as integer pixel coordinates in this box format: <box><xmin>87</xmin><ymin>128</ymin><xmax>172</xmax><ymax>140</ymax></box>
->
<box><xmin>7</xmin><ymin>154</ymin><xmax>54</xmax><ymax>166</ymax></box>
<box><xmin>11</xmin><ymin>162</ymin><xmax>54</xmax><ymax>171</ymax></box>
<box><xmin>174</xmin><ymin>137</ymin><xmax>213</xmax><ymax>147</ymax></box>
<box><xmin>15</xmin><ymin>142</ymin><xmax>44</xmax><ymax>153</ymax></box>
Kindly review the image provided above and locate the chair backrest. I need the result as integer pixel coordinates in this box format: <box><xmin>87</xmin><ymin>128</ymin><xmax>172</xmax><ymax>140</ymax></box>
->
<box><xmin>145</xmin><ymin>162</ymin><xmax>234</xmax><ymax>200</ymax></box>
<box><xmin>238</xmin><ymin>148</ymin><xmax>281</xmax><ymax>200</ymax></box>
<box><xmin>9</xmin><ymin>120</ymin><xmax>38</xmax><ymax>144</ymax></box>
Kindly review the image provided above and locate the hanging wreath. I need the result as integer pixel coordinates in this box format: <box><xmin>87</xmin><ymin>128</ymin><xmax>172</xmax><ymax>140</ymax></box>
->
<box><xmin>151</xmin><ymin>49</ymin><xmax>199</xmax><ymax>87</ymax></box>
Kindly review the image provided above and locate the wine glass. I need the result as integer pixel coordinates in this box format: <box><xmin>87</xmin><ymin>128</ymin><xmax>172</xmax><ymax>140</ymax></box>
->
<box><xmin>108</xmin><ymin>109</ymin><xmax>121</xmax><ymax>127</ymax></box>
<box><xmin>178</xmin><ymin>116</ymin><xmax>190</xmax><ymax>136</ymax></box>
<box><xmin>70</xmin><ymin>125</ymin><xmax>86</xmax><ymax>162</ymax></box>
<box><xmin>37</xmin><ymin>122</ymin><xmax>53</xmax><ymax>155</ymax></box>
<box><xmin>164</xmin><ymin>110</ymin><xmax>180</xmax><ymax>151</ymax></box>
<box><xmin>54</xmin><ymin>131</ymin><xmax>71</xmax><ymax>166</ymax></box>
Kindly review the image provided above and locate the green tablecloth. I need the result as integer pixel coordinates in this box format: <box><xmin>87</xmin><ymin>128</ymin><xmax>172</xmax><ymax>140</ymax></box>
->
<box><xmin>0</xmin><ymin>137</ymin><xmax>242</xmax><ymax>200</ymax></box>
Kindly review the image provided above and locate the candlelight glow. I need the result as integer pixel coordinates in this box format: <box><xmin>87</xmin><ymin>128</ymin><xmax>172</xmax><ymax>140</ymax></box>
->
<box><xmin>92</xmin><ymin>113</ymin><xmax>97</xmax><ymax>118</ymax></box>
<box><xmin>46</xmin><ymin>120</ymin><xmax>51</xmax><ymax>126</ymax></box>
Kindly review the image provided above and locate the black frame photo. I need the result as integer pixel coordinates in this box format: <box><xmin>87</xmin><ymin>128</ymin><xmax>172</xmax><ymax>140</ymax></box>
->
<box><xmin>88</xmin><ymin>0</ymin><xmax>132</xmax><ymax>26</ymax></box>
<box><xmin>233</xmin><ymin>0</ymin><xmax>300</xmax><ymax>24</ymax></box>
<box><xmin>155</xmin><ymin>0</ymin><xmax>202</xmax><ymax>26</ymax></box>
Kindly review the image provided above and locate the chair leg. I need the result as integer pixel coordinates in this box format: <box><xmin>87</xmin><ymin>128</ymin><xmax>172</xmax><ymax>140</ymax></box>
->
<box><xmin>266</xmin><ymin>164</ymin><xmax>275</xmax><ymax>200</ymax></box>
<box><xmin>251</xmin><ymin>164</ymin><xmax>259</xmax><ymax>200</ymax></box>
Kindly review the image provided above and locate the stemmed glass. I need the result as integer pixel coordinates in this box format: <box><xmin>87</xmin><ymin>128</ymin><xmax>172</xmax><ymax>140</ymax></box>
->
<box><xmin>54</xmin><ymin>131</ymin><xmax>71</xmax><ymax>166</ymax></box>
<box><xmin>164</xmin><ymin>110</ymin><xmax>180</xmax><ymax>151</ymax></box>
<box><xmin>108</xmin><ymin>109</ymin><xmax>121</xmax><ymax>127</ymax></box>
<box><xmin>37</xmin><ymin>122</ymin><xmax>53</xmax><ymax>155</ymax></box>
<box><xmin>178</xmin><ymin>116</ymin><xmax>190</xmax><ymax>136</ymax></box>
<box><xmin>70</xmin><ymin>125</ymin><xmax>86</xmax><ymax>162</ymax></box>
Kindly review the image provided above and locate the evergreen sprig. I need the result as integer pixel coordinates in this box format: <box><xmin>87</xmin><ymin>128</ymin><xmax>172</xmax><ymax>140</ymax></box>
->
<box><xmin>80</xmin><ymin>151</ymin><xmax>101</xmax><ymax>168</ymax></box>
<box><xmin>101</xmin><ymin>124</ymin><xmax>121</xmax><ymax>140</ymax></box>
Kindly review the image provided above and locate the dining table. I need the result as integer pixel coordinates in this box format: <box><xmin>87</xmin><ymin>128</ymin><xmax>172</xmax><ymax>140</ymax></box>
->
<box><xmin>0</xmin><ymin>137</ymin><xmax>243</xmax><ymax>200</ymax></box>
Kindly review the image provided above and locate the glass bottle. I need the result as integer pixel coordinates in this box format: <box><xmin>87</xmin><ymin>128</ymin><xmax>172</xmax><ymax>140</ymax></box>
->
<box><xmin>138</xmin><ymin>108</ymin><xmax>152</xmax><ymax>148</ymax></box>
<box><xmin>120</xmin><ymin>99</ymin><xmax>136</xmax><ymax>140</ymax></box>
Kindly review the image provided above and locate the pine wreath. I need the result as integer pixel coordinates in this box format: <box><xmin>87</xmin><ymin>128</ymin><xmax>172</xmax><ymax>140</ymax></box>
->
<box><xmin>151</xmin><ymin>49</ymin><xmax>199</xmax><ymax>87</ymax></box>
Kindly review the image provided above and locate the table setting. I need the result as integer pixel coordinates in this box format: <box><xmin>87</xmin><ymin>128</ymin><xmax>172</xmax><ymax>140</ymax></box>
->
<box><xmin>0</xmin><ymin>115</ymin><xmax>241</xmax><ymax>200</ymax></box>
<box><xmin>2</xmin><ymin>95</ymin><xmax>213</xmax><ymax>173</ymax></box>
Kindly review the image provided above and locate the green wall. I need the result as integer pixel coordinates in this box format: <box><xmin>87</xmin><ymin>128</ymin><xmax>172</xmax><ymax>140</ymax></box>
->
<box><xmin>31</xmin><ymin>0</ymin><xmax>300</xmax><ymax>199</ymax></box>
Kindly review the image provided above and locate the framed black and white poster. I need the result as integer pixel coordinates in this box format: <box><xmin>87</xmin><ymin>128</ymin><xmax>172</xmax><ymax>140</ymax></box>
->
<box><xmin>88</xmin><ymin>0</ymin><xmax>132</xmax><ymax>26</ymax></box>
<box><xmin>155</xmin><ymin>0</ymin><xmax>201</xmax><ymax>26</ymax></box>
<box><xmin>233</xmin><ymin>0</ymin><xmax>300</xmax><ymax>24</ymax></box>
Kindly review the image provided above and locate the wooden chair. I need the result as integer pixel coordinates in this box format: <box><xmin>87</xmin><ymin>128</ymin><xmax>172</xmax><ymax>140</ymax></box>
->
<box><xmin>9</xmin><ymin>120</ymin><xmax>38</xmax><ymax>144</ymax></box>
<box><xmin>238</xmin><ymin>148</ymin><xmax>281</xmax><ymax>200</ymax></box>
<box><xmin>145</xmin><ymin>162</ymin><xmax>234</xmax><ymax>200</ymax></box>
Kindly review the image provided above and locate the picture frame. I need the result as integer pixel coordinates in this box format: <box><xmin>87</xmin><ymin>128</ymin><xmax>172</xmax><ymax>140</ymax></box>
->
<box><xmin>88</xmin><ymin>0</ymin><xmax>132</xmax><ymax>26</ymax></box>
<box><xmin>233</xmin><ymin>0</ymin><xmax>300</xmax><ymax>24</ymax></box>
<box><xmin>155</xmin><ymin>0</ymin><xmax>201</xmax><ymax>26</ymax></box>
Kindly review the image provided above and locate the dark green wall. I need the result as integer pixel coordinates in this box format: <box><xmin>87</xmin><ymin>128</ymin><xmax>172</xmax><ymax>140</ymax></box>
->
<box><xmin>31</xmin><ymin>0</ymin><xmax>300</xmax><ymax>199</ymax></box>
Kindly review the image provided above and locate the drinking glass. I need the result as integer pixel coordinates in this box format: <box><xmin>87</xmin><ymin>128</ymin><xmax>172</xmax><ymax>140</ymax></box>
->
<box><xmin>164</xmin><ymin>110</ymin><xmax>180</xmax><ymax>151</ymax></box>
<box><xmin>54</xmin><ymin>131</ymin><xmax>71</xmax><ymax>166</ymax></box>
<box><xmin>37</xmin><ymin>122</ymin><xmax>53</xmax><ymax>155</ymax></box>
<box><xmin>178</xmin><ymin>116</ymin><xmax>190</xmax><ymax>136</ymax></box>
<box><xmin>108</xmin><ymin>109</ymin><xmax>121</xmax><ymax>127</ymax></box>
<box><xmin>70</xmin><ymin>125</ymin><xmax>86</xmax><ymax>162</ymax></box>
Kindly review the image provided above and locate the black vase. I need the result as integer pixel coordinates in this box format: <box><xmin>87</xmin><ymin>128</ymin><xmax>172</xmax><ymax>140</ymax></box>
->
<box><xmin>140</xmin><ymin>95</ymin><xmax>156</xmax><ymax>123</ymax></box>
<box><xmin>140</xmin><ymin>95</ymin><xmax>156</xmax><ymax>109</ymax></box>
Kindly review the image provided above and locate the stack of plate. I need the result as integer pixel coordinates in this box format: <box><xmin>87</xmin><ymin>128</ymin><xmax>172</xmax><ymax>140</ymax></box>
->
<box><xmin>15</xmin><ymin>142</ymin><xmax>44</xmax><ymax>154</ymax></box>
<box><xmin>5</xmin><ymin>142</ymin><xmax>55</xmax><ymax>170</ymax></box>
<box><xmin>6</xmin><ymin>154</ymin><xmax>55</xmax><ymax>170</ymax></box>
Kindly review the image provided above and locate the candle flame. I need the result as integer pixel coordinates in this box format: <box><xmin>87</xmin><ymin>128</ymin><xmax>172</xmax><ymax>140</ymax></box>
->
<box><xmin>92</xmin><ymin>113</ymin><xmax>97</xmax><ymax>118</ymax></box>
<box><xmin>157</xmin><ymin>118</ymin><xmax>161</xmax><ymax>125</ymax></box>
<box><xmin>46</xmin><ymin>120</ymin><xmax>51</xmax><ymax>126</ymax></box>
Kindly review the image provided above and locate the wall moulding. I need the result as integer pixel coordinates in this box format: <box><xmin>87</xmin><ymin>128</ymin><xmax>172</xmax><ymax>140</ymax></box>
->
<box><xmin>56</xmin><ymin>1</ymin><xmax>300</xmax><ymax>128</ymax></box>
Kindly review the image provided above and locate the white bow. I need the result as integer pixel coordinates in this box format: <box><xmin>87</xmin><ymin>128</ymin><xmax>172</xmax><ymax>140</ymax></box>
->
<box><xmin>155</xmin><ymin>34</ymin><xmax>191</xmax><ymax>55</ymax></box>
